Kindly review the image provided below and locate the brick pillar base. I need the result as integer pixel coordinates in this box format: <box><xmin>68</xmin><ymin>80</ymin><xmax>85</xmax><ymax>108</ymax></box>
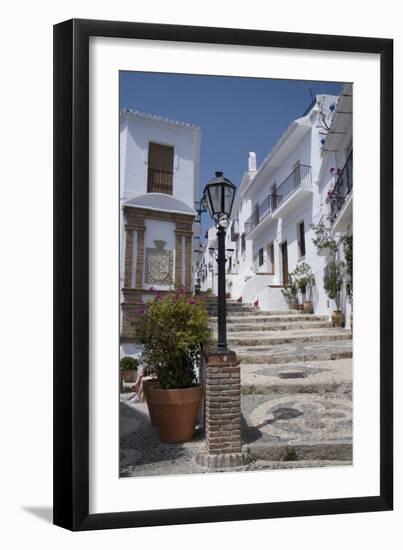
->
<box><xmin>196</xmin><ymin>349</ymin><xmax>250</xmax><ymax>469</ymax></box>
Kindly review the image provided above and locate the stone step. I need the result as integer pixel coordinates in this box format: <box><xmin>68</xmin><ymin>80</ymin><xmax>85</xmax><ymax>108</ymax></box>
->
<box><xmin>206</xmin><ymin>306</ymin><xmax>261</xmax><ymax>314</ymax></box>
<box><xmin>234</xmin><ymin>340</ymin><xmax>353</xmax><ymax>364</ymax></box>
<box><xmin>241</xmin><ymin>392</ymin><xmax>352</xmax><ymax>462</ymax></box>
<box><xmin>212</xmin><ymin>314</ymin><xmax>329</xmax><ymax>323</ymax></box>
<box><xmin>245</xmin><ymin>459</ymin><xmax>353</xmax><ymax>470</ymax></box>
<box><xmin>247</xmin><ymin>442</ymin><xmax>352</xmax><ymax>462</ymax></box>
<box><xmin>240</xmin><ymin>358</ymin><xmax>352</xmax><ymax>395</ymax></box>
<box><xmin>226</xmin><ymin>329</ymin><xmax>351</xmax><ymax>347</ymax></box>
<box><xmin>226</xmin><ymin>320</ymin><xmax>332</xmax><ymax>332</ymax></box>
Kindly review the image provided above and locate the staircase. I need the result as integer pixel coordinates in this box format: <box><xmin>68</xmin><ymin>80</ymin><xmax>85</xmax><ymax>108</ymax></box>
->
<box><xmin>206</xmin><ymin>297</ymin><xmax>353</xmax><ymax>469</ymax></box>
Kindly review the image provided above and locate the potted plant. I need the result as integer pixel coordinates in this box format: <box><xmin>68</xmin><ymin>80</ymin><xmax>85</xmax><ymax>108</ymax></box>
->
<box><xmin>132</xmin><ymin>288</ymin><xmax>211</xmax><ymax>443</ymax></box>
<box><xmin>294</xmin><ymin>262</ymin><xmax>315</xmax><ymax>314</ymax></box>
<box><xmin>281</xmin><ymin>273</ymin><xmax>298</xmax><ymax>310</ymax></box>
<box><xmin>120</xmin><ymin>356</ymin><xmax>139</xmax><ymax>384</ymax></box>
<box><xmin>311</xmin><ymin>222</ymin><xmax>338</xmax><ymax>257</ymax></box>
<box><xmin>342</xmin><ymin>235</ymin><xmax>353</xmax><ymax>333</ymax></box>
<box><xmin>349</xmin><ymin>308</ymin><xmax>353</xmax><ymax>335</ymax></box>
<box><xmin>323</xmin><ymin>260</ymin><xmax>345</xmax><ymax>327</ymax></box>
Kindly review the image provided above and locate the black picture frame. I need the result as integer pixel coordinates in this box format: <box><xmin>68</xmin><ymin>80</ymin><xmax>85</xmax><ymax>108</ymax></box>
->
<box><xmin>53</xmin><ymin>18</ymin><xmax>393</xmax><ymax>531</ymax></box>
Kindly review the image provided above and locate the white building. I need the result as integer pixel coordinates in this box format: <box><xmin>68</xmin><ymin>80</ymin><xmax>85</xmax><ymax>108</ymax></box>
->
<box><xmin>120</xmin><ymin>110</ymin><xmax>201</xmax><ymax>341</ymax></box>
<box><xmin>202</xmin><ymin>86</ymin><xmax>352</xmax><ymax>323</ymax></box>
<box><xmin>197</xmin><ymin>226</ymin><xmax>219</xmax><ymax>295</ymax></box>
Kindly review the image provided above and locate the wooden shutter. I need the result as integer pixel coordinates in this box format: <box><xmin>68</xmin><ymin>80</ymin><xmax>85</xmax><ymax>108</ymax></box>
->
<box><xmin>147</xmin><ymin>143</ymin><xmax>174</xmax><ymax>194</ymax></box>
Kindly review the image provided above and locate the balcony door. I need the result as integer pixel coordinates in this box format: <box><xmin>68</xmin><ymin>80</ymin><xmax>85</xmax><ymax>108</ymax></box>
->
<box><xmin>281</xmin><ymin>241</ymin><xmax>288</xmax><ymax>286</ymax></box>
<box><xmin>147</xmin><ymin>142</ymin><xmax>174</xmax><ymax>194</ymax></box>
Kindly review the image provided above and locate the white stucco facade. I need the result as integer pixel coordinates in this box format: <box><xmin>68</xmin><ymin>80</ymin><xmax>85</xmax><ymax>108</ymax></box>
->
<box><xmin>200</xmin><ymin>87</ymin><xmax>353</xmax><ymax>324</ymax></box>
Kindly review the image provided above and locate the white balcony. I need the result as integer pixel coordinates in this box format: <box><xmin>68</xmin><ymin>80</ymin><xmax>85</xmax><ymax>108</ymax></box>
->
<box><xmin>245</xmin><ymin>165</ymin><xmax>312</xmax><ymax>239</ymax></box>
<box><xmin>271</xmin><ymin>182</ymin><xmax>313</xmax><ymax>219</ymax></box>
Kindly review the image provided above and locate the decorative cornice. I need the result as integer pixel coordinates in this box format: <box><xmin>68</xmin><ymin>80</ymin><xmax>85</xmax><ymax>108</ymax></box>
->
<box><xmin>120</xmin><ymin>108</ymin><xmax>200</xmax><ymax>131</ymax></box>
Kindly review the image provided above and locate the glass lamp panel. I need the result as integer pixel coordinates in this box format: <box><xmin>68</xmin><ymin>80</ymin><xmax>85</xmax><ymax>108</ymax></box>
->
<box><xmin>224</xmin><ymin>183</ymin><xmax>235</xmax><ymax>216</ymax></box>
<box><xmin>207</xmin><ymin>183</ymin><xmax>222</xmax><ymax>216</ymax></box>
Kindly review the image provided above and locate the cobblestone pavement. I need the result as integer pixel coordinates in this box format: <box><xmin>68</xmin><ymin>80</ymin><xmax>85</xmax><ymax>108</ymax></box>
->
<box><xmin>241</xmin><ymin>358</ymin><xmax>352</xmax><ymax>394</ymax></box>
<box><xmin>120</xmin><ymin>397</ymin><xmax>205</xmax><ymax>477</ymax></box>
<box><xmin>119</xmin><ymin>398</ymin><xmax>351</xmax><ymax>477</ymax></box>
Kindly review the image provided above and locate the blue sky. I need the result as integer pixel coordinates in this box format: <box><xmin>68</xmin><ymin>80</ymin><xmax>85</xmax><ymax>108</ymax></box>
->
<box><xmin>120</xmin><ymin>72</ymin><xmax>343</xmax><ymax>237</ymax></box>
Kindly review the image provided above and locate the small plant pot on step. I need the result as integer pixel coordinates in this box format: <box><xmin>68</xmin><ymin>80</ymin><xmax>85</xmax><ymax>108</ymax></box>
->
<box><xmin>122</xmin><ymin>369</ymin><xmax>137</xmax><ymax>384</ymax></box>
<box><xmin>332</xmin><ymin>310</ymin><xmax>345</xmax><ymax>328</ymax></box>
<box><xmin>150</xmin><ymin>385</ymin><xmax>203</xmax><ymax>443</ymax></box>
<box><xmin>142</xmin><ymin>377</ymin><xmax>158</xmax><ymax>426</ymax></box>
<box><xmin>303</xmin><ymin>301</ymin><xmax>313</xmax><ymax>314</ymax></box>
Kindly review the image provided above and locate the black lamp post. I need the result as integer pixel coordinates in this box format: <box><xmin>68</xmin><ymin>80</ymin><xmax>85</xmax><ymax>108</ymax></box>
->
<box><xmin>203</xmin><ymin>171</ymin><xmax>236</xmax><ymax>352</ymax></box>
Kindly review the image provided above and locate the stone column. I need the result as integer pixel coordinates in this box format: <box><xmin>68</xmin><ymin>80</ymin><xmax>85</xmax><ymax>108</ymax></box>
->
<box><xmin>175</xmin><ymin>231</ymin><xmax>183</xmax><ymax>288</ymax></box>
<box><xmin>184</xmin><ymin>235</ymin><xmax>193</xmax><ymax>292</ymax></box>
<box><xmin>196</xmin><ymin>349</ymin><xmax>249</xmax><ymax>469</ymax></box>
<box><xmin>124</xmin><ymin>226</ymin><xmax>134</xmax><ymax>288</ymax></box>
<box><xmin>135</xmin><ymin>226</ymin><xmax>146</xmax><ymax>288</ymax></box>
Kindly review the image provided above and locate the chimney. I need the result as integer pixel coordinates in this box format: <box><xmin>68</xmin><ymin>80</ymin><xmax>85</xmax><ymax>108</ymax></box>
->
<box><xmin>248</xmin><ymin>152</ymin><xmax>257</xmax><ymax>172</ymax></box>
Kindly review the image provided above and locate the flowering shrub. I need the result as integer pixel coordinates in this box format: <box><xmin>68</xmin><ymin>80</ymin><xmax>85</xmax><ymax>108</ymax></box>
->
<box><xmin>132</xmin><ymin>288</ymin><xmax>211</xmax><ymax>390</ymax></box>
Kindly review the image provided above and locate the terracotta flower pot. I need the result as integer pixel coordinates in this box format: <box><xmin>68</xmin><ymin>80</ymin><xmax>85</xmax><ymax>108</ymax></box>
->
<box><xmin>332</xmin><ymin>310</ymin><xmax>345</xmax><ymax>328</ymax></box>
<box><xmin>303</xmin><ymin>301</ymin><xmax>313</xmax><ymax>314</ymax></box>
<box><xmin>122</xmin><ymin>369</ymin><xmax>137</xmax><ymax>383</ymax></box>
<box><xmin>142</xmin><ymin>377</ymin><xmax>158</xmax><ymax>426</ymax></box>
<box><xmin>150</xmin><ymin>385</ymin><xmax>203</xmax><ymax>443</ymax></box>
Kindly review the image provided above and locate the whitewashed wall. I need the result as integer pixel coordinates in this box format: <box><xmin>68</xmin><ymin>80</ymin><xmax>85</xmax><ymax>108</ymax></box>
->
<box><xmin>120</xmin><ymin>113</ymin><xmax>200</xmax><ymax>206</ymax></box>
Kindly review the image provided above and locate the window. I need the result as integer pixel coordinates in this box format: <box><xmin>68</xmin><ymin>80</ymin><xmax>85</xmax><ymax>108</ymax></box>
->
<box><xmin>267</xmin><ymin>242</ymin><xmax>275</xmax><ymax>274</ymax></box>
<box><xmin>298</xmin><ymin>220</ymin><xmax>306</xmax><ymax>257</ymax></box>
<box><xmin>258</xmin><ymin>247</ymin><xmax>264</xmax><ymax>267</ymax></box>
<box><xmin>147</xmin><ymin>142</ymin><xmax>174</xmax><ymax>194</ymax></box>
<box><xmin>241</xmin><ymin>233</ymin><xmax>246</xmax><ymax>255</ymax></box>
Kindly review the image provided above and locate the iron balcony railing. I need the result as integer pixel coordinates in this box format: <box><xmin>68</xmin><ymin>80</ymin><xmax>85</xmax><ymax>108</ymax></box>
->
<box><xmin>245</xmin><ymin>164</ymin><xmax>312</xmax><ymax>236</ymax></box>
<box><xmin>147</xmin><ymin>168</ymin><xmax>173</xmax><ymax>194</ymax></box>
<box><xmin>301</xmin><ymin>97</ymin><xmax>317</xmax><ymax>117</ymax></box>
<box><xmin>328</xmin><ymin>152</ymin><xmax>353</xmax><ymax>225</ymax></box>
